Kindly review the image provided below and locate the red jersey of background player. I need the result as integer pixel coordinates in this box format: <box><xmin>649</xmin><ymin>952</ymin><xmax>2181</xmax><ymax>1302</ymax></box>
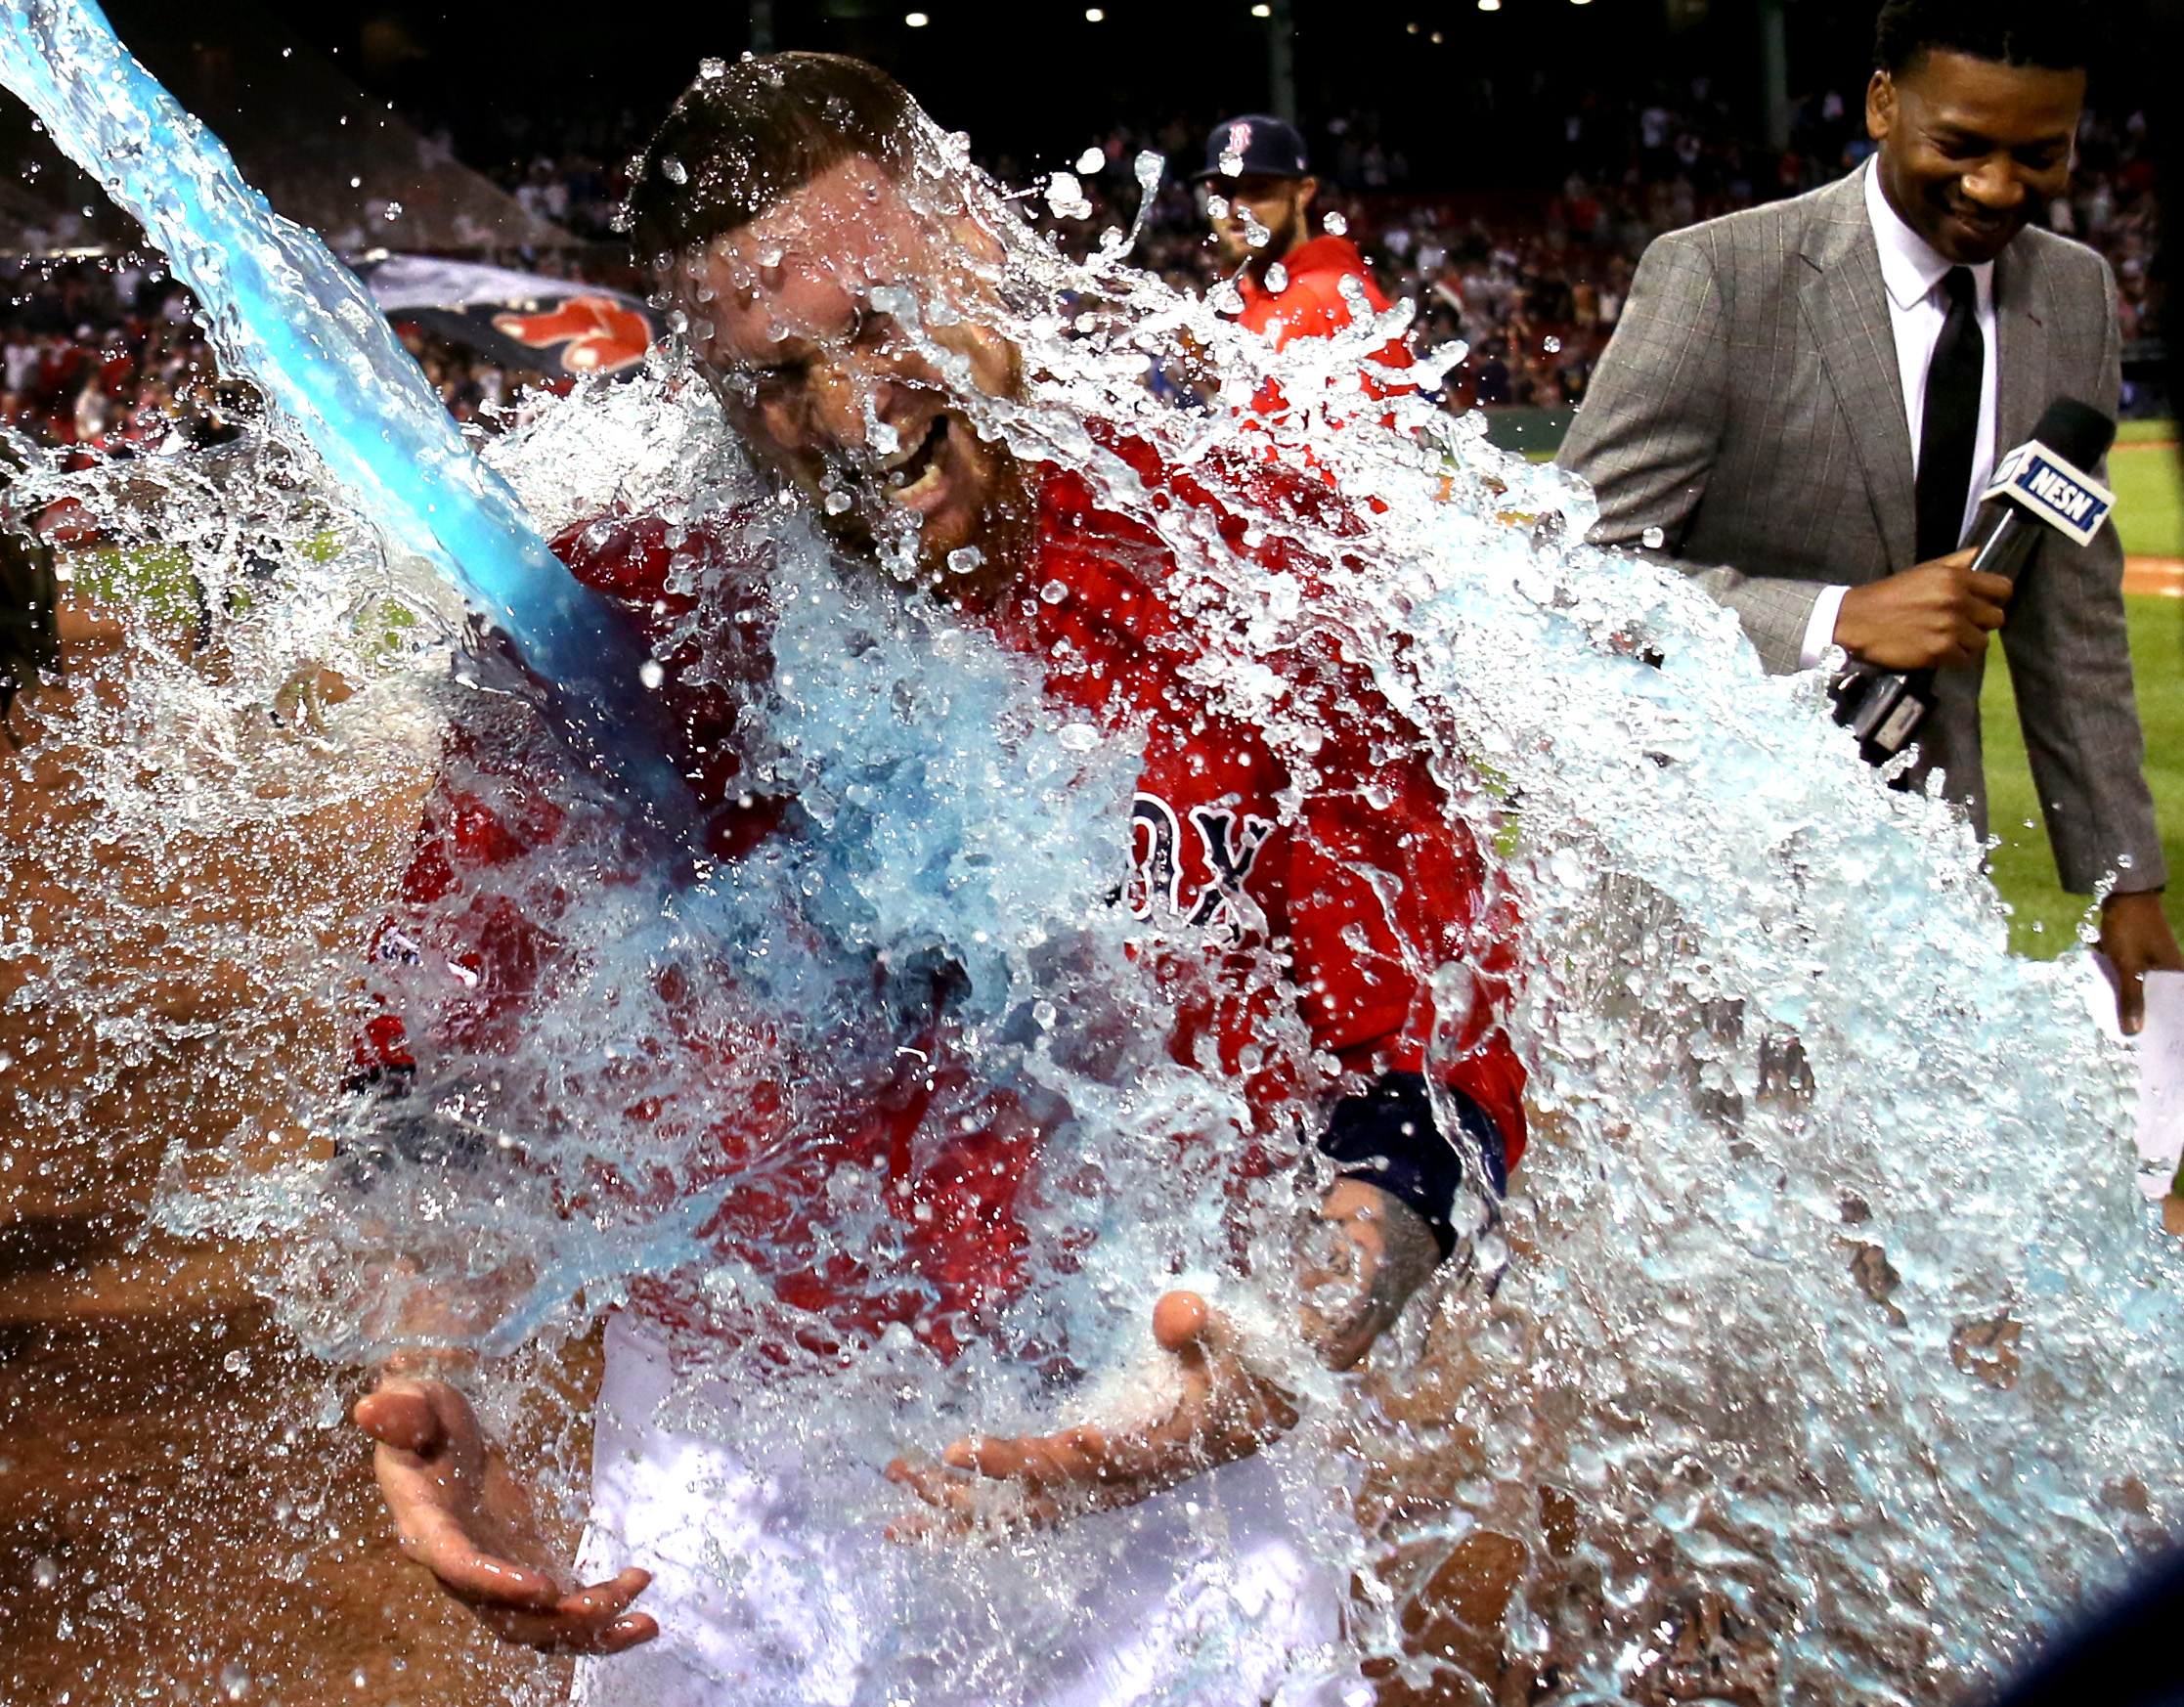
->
<box><xmin>1235</xmin><ymin>235</ymin><xmax>1413</xmax><ymax>415</ymax></box>
<box><xmin>352</xmin><ymin>435</ymin><xmax>1524</xmax><ymax>1358</ymax></box>
<box><xmin>1238</xmin><ymin>235</ymin><xmax>1412</xmax><ymax>375</ymax></box>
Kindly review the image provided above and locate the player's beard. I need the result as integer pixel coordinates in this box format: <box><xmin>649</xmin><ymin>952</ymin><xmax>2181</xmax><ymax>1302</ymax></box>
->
<box><xmin>793</xmin><ymin>415</ymin><xmax>1034</xmax><ymax>606</ymax></box>
<box><xmin>1246</xmin><ymin>201</ymin><xmax>1311</xmax><ymax>284</ymax></box>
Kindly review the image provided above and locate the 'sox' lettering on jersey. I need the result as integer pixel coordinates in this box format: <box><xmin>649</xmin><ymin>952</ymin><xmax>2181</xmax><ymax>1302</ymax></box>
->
<box><xmin>1123</xmin><ymin>793</ymin><xmax>1273</xmax><ymax>936</ymax></box>
<box><xmin>1127</xmin><ymin>795</ymin><xmax>1183</xmax><ymax>918</ymax></box>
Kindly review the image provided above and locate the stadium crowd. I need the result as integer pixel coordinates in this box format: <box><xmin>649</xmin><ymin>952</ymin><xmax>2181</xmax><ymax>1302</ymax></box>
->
<box><xmin>0</xmin><ymin>261</ymin><xmax>554</xmax><ymax>459</ymax></box>
<box><xmin>0</xmin><ymin>82</ymin><xmax>2161</xmax><ymax>456</ymax></box>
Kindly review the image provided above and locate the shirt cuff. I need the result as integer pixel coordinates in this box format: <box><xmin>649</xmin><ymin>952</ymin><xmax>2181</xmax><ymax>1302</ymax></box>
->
<box><xmin>1798</xmin><ymin>585</ymin><xmax>1850</xmax><ymax>672</ymax></box>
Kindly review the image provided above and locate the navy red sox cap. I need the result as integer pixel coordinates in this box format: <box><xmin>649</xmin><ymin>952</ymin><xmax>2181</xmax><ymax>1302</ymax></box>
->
<box><xmin>1194</xmin><ymin>114</ymin><xmax>1310</xmax><ymax>182</ymax></box>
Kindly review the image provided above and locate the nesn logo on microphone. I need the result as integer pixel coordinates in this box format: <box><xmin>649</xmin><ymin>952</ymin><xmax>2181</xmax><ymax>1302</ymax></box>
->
<box><xmin>1982</xmin><ymin>440</ymin><xmax>2116</xmax><ymax>547</ymax></box>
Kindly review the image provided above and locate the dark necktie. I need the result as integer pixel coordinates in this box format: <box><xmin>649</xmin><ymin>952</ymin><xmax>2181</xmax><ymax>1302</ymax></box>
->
<box><xmin>1915</xmin><ymin>266</ymin><xmax>1984</xmax><ymax>563</ymax></box>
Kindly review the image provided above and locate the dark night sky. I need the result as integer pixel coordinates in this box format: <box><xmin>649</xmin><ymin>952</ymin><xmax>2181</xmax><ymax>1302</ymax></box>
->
<box><xmin>234</xmin><ymin>2</ymin><xmax>2158</xmax><ymax>190</ymax></box>
<box><xmin>245</xmin><ymin>0</ymin><xmax>1883</xmax><ymax>186</ymax></box>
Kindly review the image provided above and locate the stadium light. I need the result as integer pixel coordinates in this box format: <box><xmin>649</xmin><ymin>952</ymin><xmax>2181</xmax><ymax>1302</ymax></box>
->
<box><xmin>904</xmin><ymin>9</ymin><xmax>929</xmax><ymax>22</ymax></box>
<box><xmin>1251</xmin><ymin>2</ymin><xmax>1271</xmax><ymax>13</ymax></box>
<box><xmin>1477</xmin><ymin>0</ymin><xmax>1500</xmax><ymax>9</ymax></box>
<box><xmin>1084</xmin><ymin>5</ymin><xmax>1104</xmax><ymax>17</ymax></box>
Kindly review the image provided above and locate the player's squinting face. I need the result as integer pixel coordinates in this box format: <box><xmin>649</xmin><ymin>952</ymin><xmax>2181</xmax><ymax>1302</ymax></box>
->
<box><xmin>672</xmin><ymin>155</ymin><xmax>1022</xmax><ymax>572</ymax></box>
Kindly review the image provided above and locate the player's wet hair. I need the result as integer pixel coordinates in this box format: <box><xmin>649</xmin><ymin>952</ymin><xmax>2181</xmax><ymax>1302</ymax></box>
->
<box><xmin>626</xmin><ymin>53</ymin><xmax>921</xmax><ymax>263</ymax></box>
<box><xmin>1873</xmin><ymin>0</ymin><xmax>2098</xmax><ymax>76</ymax></box>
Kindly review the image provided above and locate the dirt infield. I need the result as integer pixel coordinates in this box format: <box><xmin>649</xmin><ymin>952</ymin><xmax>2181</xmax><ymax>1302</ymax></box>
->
<box><xmin>2124</xmin><ymin>555</ymin><xmax>2184</xmax><ymax>597</ymax></box>
<box><xmin>0</xmin><ymin>613</ymin><xmax>574</xmax><ymax>1707</ymax></box>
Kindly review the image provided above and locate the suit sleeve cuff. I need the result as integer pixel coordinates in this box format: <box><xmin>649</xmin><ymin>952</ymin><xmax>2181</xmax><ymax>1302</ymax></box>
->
<box><xmin>1798</xmin><ymin>585</ymin><xmax>1850</xmax><ymax>672</ymax></box>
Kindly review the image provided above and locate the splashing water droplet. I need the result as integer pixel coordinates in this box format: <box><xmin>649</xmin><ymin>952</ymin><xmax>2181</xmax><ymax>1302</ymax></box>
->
<box><xmin>946</xmin><ymin>547</ymin><xmax>983</xmax><ymax>575</ymax></box>
<box><xmin>1044</xmin><ymin>171</ymin><xmax>1093</xmax><ymax>222</ymax></box>
<box><xmin>1075</xmin><ymin>147</ymin><xmax>1104</xmax><ymax>175</ymax></box>
<box><xmin>30</xmin><ymin>1555</ymin><xmax>57</xmax><ymax>1590</ymax></box>
<box><xmin>1264</xmin><ymin>263</ymin><xmax>1289</xmax><ymax>295</ymax></box>
<box><xmin>1641</xmin><ymin>525</ymin><xmax>1668</xmax><ymax>549</ymax></box>
<box><xmin>662</xmin><ymin>155</ymin><xmax>688</xmax><ymax>185</ymax></box>
<box><xmin>218</xmin><ymin>1662</ymin><xmax>250</xmax><ymax>1701</ymax></box>
<box><xmin>1322</xmin><ymin>210</ymin><xmax>1347</xmax><ymax>235</ymax></box>
<box><xmin>638</xmin><ymin>660</ymin><xmax>667</xmax><ymax>690</ymax></box>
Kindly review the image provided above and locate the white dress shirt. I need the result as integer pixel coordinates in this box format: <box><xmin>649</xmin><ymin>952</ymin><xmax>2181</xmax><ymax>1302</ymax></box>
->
<box><xmin>1796</xmin><ymin>163</ymin><xmax>2001</xmax><ymax>669</ymax></box>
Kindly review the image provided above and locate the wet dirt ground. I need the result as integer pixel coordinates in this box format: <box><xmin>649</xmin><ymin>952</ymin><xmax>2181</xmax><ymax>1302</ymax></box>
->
<box><xmin>0</xmin><ymin>605</ymin><xmax>576</xmax><ymax>1706</ymax></box>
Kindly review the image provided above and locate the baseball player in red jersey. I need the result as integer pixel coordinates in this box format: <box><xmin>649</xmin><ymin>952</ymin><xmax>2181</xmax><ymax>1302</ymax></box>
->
<box><xmin>1200</xmin><ymin>113</ymin><xmax>1413</xmax><ymax>386</ymax></box>
<box><xmin>348</xmin><ymin>56</ymin><xmax>1525</xmax><ymax>1697</ymax></box>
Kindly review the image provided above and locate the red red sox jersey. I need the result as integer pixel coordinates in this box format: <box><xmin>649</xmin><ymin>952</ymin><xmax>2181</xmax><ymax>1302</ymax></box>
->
<box><xmin>351</xmin><ymin>436</ymin><xmax>1525</xmax><ymax>1357</ymax></box>
<box><xmin>995</xmin><ymin>438</ymin><xmax>1525</xmax><ymax>1164</ymax></box>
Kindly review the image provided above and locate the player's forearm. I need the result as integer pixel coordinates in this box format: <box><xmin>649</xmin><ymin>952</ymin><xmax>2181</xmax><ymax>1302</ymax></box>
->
<box><xmin>344</xmin><ymin>1241</ymin><xmax>533</xmax><ymax>1371</ymax></box>
<box><xmin>1305</xmin><ymin>1178</ymin><xmax>1440</xmax><ymax>1371</ymax></box>
<box><xmin>334</xmin><ymin>1072</ymin><xmax>541</xmax><ymax>1366</ymax></box>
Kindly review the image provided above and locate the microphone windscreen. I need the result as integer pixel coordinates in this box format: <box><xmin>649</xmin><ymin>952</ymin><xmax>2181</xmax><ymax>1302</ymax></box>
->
<box><xmin>2032</xmin><ymin>397</ymin><xmax>2117</xmax><ymax>470</ymax></box>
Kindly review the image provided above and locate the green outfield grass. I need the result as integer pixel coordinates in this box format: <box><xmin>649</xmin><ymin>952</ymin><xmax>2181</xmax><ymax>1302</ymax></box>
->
<box><xmin>1987</xmin><ymin>430</ymin><xmax>2181</xmax><ymax>955</ymax></box>
<box><xmin>2112</xmin><ymin>430</ymin><xmax>2183</xmax><ymax>558</ymax></box>
<box><xmin>1986</xmin><ymin>590</ymin><xmax>2184</xmax><ymax>956</ymax></box>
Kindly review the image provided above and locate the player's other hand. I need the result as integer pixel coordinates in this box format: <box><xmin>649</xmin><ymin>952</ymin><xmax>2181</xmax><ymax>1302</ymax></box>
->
<box><xmin>353</xmin><ymin>1372</ymin><xmax>657</xmax><ymax>1654</ymax></box>
<box><xmin>884</xmin><ymin>1291</ymin><xmax>1297</xmax><ymax>1540</ymax></box>
<box><xmin>1833</xmin><ymin>548</ymin><xmax>2010</xmax><ymax>672</ymax></box>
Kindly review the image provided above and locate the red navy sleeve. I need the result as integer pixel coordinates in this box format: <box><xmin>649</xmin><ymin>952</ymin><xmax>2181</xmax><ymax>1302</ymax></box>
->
<box><xmin>1277</xmin><ymin>714</ymin><xmax>1528</xmax><ymax>1169</ymax></box>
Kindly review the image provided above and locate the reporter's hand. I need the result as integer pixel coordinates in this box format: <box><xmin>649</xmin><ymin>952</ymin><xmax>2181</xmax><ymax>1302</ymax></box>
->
<box><xmin>1834</xmin><ymin>549</ymin><xmax>2010</xmax><ymax>671</ymax></box>
<box><xmin>2099</xmin><ymin>890</ymin><xmax>2183</xmax><ymax>1036</ymax></box>
<box><xmin>884</xmin><ymin>1291</ymin><xmax>1296</xmax><ymax>1540</ymax></box>
<box><xmin>353</xmin><ymin>1372</ymin><xmax>657</xmax><ymax>1654</ymax></box>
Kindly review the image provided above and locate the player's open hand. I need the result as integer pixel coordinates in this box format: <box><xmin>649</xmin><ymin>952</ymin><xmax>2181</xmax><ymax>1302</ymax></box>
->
<box><xmin>353</xmin><ymin>1373</ymin><xmax>657</xmax><ymax>1654</ymax></box>
<box><xmin>883</xmin><ymin>1291</ymin><xmax>1297</xmax><ymax>1540</ymax></box>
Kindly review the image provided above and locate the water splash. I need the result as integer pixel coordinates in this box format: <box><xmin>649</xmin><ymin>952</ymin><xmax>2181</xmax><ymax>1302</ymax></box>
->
<box><xmin>0</xmin><ymin>32</ymin><xmax>2176</xmax><ymax>1707</ymax></box>
<box><xmin>0</xmin><ymin>0</ymin><xmax>693</xmax><ymax>828</ymax></box>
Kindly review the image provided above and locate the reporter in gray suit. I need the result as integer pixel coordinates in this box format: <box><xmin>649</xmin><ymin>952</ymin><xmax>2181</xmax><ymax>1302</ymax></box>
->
<box><xmin>1558</xmin><ymin>0</ymin><xmax>2181</xmax><ymax>1031</ymax></box>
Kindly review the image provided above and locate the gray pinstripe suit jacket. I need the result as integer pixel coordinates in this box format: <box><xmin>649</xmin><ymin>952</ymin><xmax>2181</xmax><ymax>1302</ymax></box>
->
<box><xmin>1557</xmin><ymin>163</ymin><xmax>2163</xmax><ymax>894</ymax></box>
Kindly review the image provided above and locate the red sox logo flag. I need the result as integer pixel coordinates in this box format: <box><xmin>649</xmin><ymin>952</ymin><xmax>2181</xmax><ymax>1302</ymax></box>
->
<box><xmin>492</xmin><ymin>295</ymin><xmax>651</xmax><ymax>375</ymax></box>
<box><xmin>363</xmin><ymin>257</ymin><xmax>663</xmax><ymax>385</ymax></box>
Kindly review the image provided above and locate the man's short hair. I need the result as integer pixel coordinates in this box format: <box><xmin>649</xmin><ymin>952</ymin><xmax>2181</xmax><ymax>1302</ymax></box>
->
<box><xmin>626</xmin><ymin>53</ymin><xmax>919</xmax><ymax>263</ymax></box>
<box><xmin>1873</xmin><ymin>0</ymin><xmax>2098</xmax><ymax>76</ymax></box>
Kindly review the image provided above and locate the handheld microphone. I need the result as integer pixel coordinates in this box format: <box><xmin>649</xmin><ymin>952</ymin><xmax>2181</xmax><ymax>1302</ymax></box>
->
<box><xmin>1831</xmin><ymin>397</ymin><xmax>2118</xmax><ymax>767</ymax></box>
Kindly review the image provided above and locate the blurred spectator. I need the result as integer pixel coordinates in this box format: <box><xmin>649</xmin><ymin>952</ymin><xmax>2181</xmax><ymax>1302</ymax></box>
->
<box><xmin>0</xmin><ymin>258</ymin><xmax>550</xmax><ymax>463</ymax></box>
